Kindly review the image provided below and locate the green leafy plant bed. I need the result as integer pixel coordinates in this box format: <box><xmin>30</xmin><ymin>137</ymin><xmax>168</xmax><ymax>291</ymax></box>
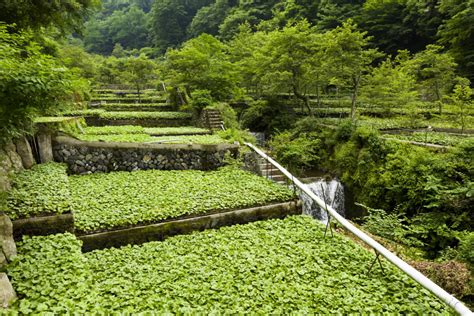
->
<box><xmin>34</xmin><ymin>117</ymin><xmax>79</xmax><ymax>124</ymax></box>
<box><xmin>151</xmin><ymin>135</ymin><xmax>230</xmax><ymax>145</ymax></box>
<box><xmin>75</xmin><ymin>133</ymin><xmax>226</xmax><ymax>144</ymax></box>
<box><xmin>144</xmin><ymin>127</ymin><xmax>210</xmax><ymax>136</ymax></box>
<box><xmin>95</xmin><ymin>103</ymin><xmax>168</xmax><ymax>108</ymax></box>
<box><xmin>6</xmin><ymin>163</ymin><xmax>72</xmax><ymax>219</ymax></box>
<box><xmin>99</xmin><ymin>111</ymin><xmax>192</xmax><ymax>120</ymax></box>
<box><xmin>77</xmin><ymin>133</ymin><xmax>154</xmax><ymax>143</ymax></box>
<box><xmin>8</xmin><ymin>217</ymin><xmax>450</xmax><ymax>313</ymax></box>
<box><xmin>82</xmin><ymin>125</ymin><xmax>145</xmax><ymax>135</ymax></box>
<box><xmin>63</xmin><ymin>109</ymin><xmax>105</xmax><ymax>117</ymax></box>
<box><xmin>91</xmin><ymin>98</ymin><xmax>166</xmax><ymax>103</ymax></box>
<box><xmin>384</xmin><ymin>132</ymin><xmax>472</xmax><ymax>147</ymax></box>
<box><xmin>69</xmin><ymin>167</ymin><xmax>295</xmax><ymax>232</ymax></box>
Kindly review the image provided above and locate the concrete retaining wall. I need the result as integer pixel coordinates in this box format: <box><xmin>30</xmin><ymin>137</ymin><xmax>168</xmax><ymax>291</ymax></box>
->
<box><xmin>12</xmin><ymin>213</ymin><xmax>74</xmax><ymax>241</ymax></box>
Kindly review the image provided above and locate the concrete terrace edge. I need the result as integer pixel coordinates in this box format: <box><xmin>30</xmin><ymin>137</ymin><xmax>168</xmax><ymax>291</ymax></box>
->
<box><xmin>79</xmin><ymin>200</ymin><xmax>302</xmax><ymax>252</ymax></box>
<box><xmin>12</xmin><ymin>213</ymin><xmax>74</xmax><ymax>241</ymax></box>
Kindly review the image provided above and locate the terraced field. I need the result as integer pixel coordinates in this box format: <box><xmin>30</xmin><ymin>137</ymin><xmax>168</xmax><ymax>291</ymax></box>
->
<box><xmin>7</xmin><ymin>217</ymin><xmax>451</xmax><ymax>314</ymax></box>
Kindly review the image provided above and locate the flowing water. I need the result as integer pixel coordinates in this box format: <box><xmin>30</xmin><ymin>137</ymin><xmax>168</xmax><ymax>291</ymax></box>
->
<box><xmin>301</xmin><ymin>178</ymin><xmax>345</xmax><ymax>224</ymax></box>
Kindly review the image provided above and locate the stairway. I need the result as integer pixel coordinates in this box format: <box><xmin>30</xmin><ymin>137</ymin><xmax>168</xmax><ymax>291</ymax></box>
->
<box><xmin>203</xmin><ymin>109</ymin><xmax>224</xmax><ymax>131</ymax></box>
<box><xmin>257</xmin><ymin>155</ymin><xmax>287</xmax><ymax>185</ymax></box>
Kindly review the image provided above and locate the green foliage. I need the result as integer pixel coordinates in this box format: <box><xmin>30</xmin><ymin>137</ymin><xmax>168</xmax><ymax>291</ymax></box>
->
<box><xmin>6</xmin><ymin>163</ymin><xmax>71</xmax><ymax>220</ymax></box>
<box><xmin>8</xmin><ymin>217</ymin><xmax>450</xmax><ymax>313</ymax></box>
<box><xmin>164</xmin><ymin>34</ymin><xmax>241</xmax><ymax>100</ymax></box>
<box><xmin>78</xmin><ymin>134</ymin><xmax>231</xmax><ymax>144</ymax></box>
<box><xmin>124</xmin><ymin>54</ymin><xmax>158</xmax><ymax>93</ymax></box>
<box><xmin>0</xmin><ymin>25</ymin><xmax>78</xmax><ymax>143</ymax></box>
<box><xmin>144</xmin><ymin>127</ymin><xmax>210</xmax><ymax>136</ymax></box>
<box><xmin>241</xmin><ymin>99</ymin><xmax>295</xmax><ymax>133</ymax></box>
<box><xmin>270</xmin><ymin>131</ymin><xmax>321</xmax><ymax>174</ymax></box>
<box><xmin>187</xmin><ymin>89</ymin><xmax>214</xmax><ymax>113</ymax></box>
<box><xmin>82</xmin><ymin>125</ymin><xmax>145</xmax><ymax>135</ymax></box>
<box><xmin>358</xmin><ymin>0</ymin><xmax>440</xmax><ymax>55</ymax></box>
<box><xmin>384</xmin><ymin>132</ymin><xmax>472</xmax><ymax>147</ymax></box>
<box><xmin>218</xmin><ymin>128</ymin><xmax>256</xmax><ymax>145</ymax></box>
<box><xmin>69</xmin><ymin>167</ymin><xmax>294</xmax><ymax>232</ymax></box>
<box><xmin>0</xmin><ymin>0</ymin><xmax>99</xmax><ymax>33</ymax></box>
<box><xmin>361</xmin><ymin>58</ymin><xmax>419</xmax><ymax>114</ymax></box>
<box><xmin>151</xmin><ymin>0</ymin><xmax>214</xmax><ymax>51</ymax></box>
<box><xmin>8</xmin><ymin>233</ymin><xmax>93</xmax><ymax>314</ymax></box>
<box><xmin>64</xmin><ymin>109</ymin><xmax>105</xmax><ymax>117</ymax></box>
<box><xmin>153</xmin><ymin>135</ymin><xmax>230</xmax><ymax>145</ymax></box>
<box><xmin>77</xmin><ymin>133</ymin><xmax>153</xmax><ymax>143</ymax></box>
<box><xmin>358</xmin><ymin>203</ymin><xmax>423</xmax><ymax>248</ymax></box>
<box><xmin>438</xmin><ymin>0</ymin><xmax>474</xmax><ymax>81</ymax></box>
<box><xmin>402</xmin><ymin>45</ymin><xmax>457</xmax><ymax>109</ymax></box>
<box><xmin>99</xmin><ymin>111</ymin><xmax>192</xmax><ymax>120</ymax></box>
<box><xmin>207</xmin><ymin>102</ymin><xmax>239</xmax><ymax>129</ymax></box>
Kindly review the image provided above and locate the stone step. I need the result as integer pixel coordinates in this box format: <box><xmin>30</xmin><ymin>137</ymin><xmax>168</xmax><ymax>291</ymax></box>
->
<box><xmin>261</xmin><ymin>169</ymin><xmax>282</xmax><ymax>176</ymax></box>
<box><xmin>270</xmin><ymin>174</ymin><xmax>287</xmax><ymax>182</ymax></box>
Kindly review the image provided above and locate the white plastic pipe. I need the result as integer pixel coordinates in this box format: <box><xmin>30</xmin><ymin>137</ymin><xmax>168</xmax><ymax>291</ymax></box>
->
<box><xmin>245</xmin><ymin>142</ymin><xmax>473</xmax><ymax>316</ymax></box>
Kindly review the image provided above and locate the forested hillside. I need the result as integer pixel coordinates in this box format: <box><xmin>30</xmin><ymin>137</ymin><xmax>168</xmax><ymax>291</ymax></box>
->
<box><xmin>78</xmin><ymin>0</ymin><xmax>474</xmax><ymax>80</ymax></box>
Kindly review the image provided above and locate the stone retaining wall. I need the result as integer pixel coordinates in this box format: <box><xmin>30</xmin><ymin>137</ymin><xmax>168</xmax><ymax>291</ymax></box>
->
<box><xmin>53</xmin><ymin>136</ymin><xmax>239</xmax><ymax>174</ymax></box>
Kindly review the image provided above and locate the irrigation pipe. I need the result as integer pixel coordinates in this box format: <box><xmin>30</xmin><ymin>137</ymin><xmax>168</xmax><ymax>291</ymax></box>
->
<box><xmin>245</xmin><ymin>142</ymin><xmax>472</xmax><ymax>316</ymax></box>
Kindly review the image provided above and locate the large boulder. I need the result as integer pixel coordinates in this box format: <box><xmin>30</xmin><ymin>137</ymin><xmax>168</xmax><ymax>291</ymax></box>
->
<box><xmin>0</xmin><ymin>213</ymin><xmax>16</xmax><ymax>264</ymax></box>
<box><xmin>0</xmin><ymin>149</ymin><xmax>13</xmax><ymax>192</ymax></box>
<box><xmin>15</xmin><ymin>137</ymin><xmax>35</xmax><ymax>169</ymax></box>
<box><xmin>4</xmin><ymin>142</ymin><xmax>22</xmax><ymax>171</ymax></box>
<box><xmin>37</xmin><ymin>133</ymin><xmax>53</xmax><ymax>163</ymax></box>
<box><xmin>0</xmin><ymin>273</ymin><xmax>16</xmax><ymax>309</ymax></box>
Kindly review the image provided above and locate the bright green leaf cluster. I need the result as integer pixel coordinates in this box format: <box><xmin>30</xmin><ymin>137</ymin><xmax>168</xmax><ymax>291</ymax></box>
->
<box><xmin>77</xmin><ymin>133</ymin><xmax>154</xmax><ymax>143</ymax></box>
<box><xmin>385</xmin><ymin>132</ymin><xmax>471</xmax><ymax>147</ymax></box>
<box><xmin>99</xmin><ymin>111</ymin><xmax>192</xmax><ymax>120</ymax></box>
<box><xmin>7</xmin><ymin>217</ymin><xmax>450</xmax><ymax>313</ymax></box>
<box><xmin>97</xmin><ymin>103</ymin><xmax>168</xmax><ymax>108</ymax></box>
<box><xmin>151</xmin><ymin>134</ymin><xmax>230</xmax><ymax>145</ymax></box>
<box><xmin>144</xmin><ymin>127</ymin><xmax>210</xmax><ymax>135</ymax></box>
<box><xmin>69</xmin><ymin>167</ymin><xmax>294</xmax><ymax>232</ymax></box>
<box><xmin>6</xmin><ymin>163</ymin><xmax>71</xmax><ymax>219</ymax></box>
<box><xmin>82</xmin><ymin>125</ymin><xmax>145</xmax><ymax>135</ymax></box>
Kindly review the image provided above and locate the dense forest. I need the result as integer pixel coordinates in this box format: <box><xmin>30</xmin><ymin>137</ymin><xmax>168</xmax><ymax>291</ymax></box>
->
<box><xmin>0</xmin><ymin>0</ymin><xmax>473</xmax><ymax>310</ymax></box>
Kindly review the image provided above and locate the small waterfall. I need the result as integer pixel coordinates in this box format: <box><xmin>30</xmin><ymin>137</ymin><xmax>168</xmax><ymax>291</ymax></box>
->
<box><xmin>301</xmin><ymin>178</ymin><xmax>345</xmax><ymax>224</ymax></box>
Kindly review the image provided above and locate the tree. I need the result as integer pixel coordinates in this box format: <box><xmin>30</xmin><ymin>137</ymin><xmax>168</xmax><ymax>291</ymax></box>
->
<box><xmin>446</xmin><ymin>77</ymin><xmax>473</xmax><ymax>133</ymax></box>
<box><xmin>108</xmin><ymin>5</ymin><xmax>150</xmax><ymax>50</ymax></box>
<box><xmin>0</xmin><ymin>25</ymin><xmax>77</xmax><ymax>142</ymax></box>
<box><xmin>188</xmin><ymin>0</ymin><xmax>238</xmax><ymax>38</ymax></box>
<box><xmin>125</xmin><ymin>54</ymin><xmax>158</xmax><ymax>96</ymax></box>
<box><xmin>357</xmin><ymin>0</ymin><xmax>441</xmax><ymax>55</ymax></box>
<box><xmin>151</xmin><ymin>0</ymin><xmax>213</xmax><ymax>51</ymax></box>
<box><xmin>0</xmin><ymin>0</ymin><xmax>100</xmax><ymax>34</ymax></box>
<box><xmin>248</xmin><ymin>22</ymin><xmax>325</xmax><ymax>115</ymax></box>
<box><xmin>322</xmin><ymin>20</ymin><xmax>382</xmax><ymax>121</ymax></box>
<box><xmin>164</xmin><ymin>34</ymin><xmax>240</xmax><ymax>100</ymax></box>
<box><xmin>316</xmin><ymin>0</ymin><xmax>364</xmax><ymax>31</ymax></box>
<box><xmin>402</xmin><ymin>45</ymin><xmax>457</xmax><ymax>114</ymax></box>
<box><xmin>438</xmin><ymin>0</ymin><xmax>474</xmax><ymax>81</ymax></box>
<box><xmin>361</xmin><ymin>57</ymin><xmax>419</xmax><ymax>115</ymax></box>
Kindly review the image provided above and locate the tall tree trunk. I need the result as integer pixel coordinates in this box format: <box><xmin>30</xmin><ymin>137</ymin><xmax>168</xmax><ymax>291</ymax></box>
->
<box><xmin>293</xmin><ymin>84</ymin><xmax>312</xmax><ymax>116</ymax></box>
